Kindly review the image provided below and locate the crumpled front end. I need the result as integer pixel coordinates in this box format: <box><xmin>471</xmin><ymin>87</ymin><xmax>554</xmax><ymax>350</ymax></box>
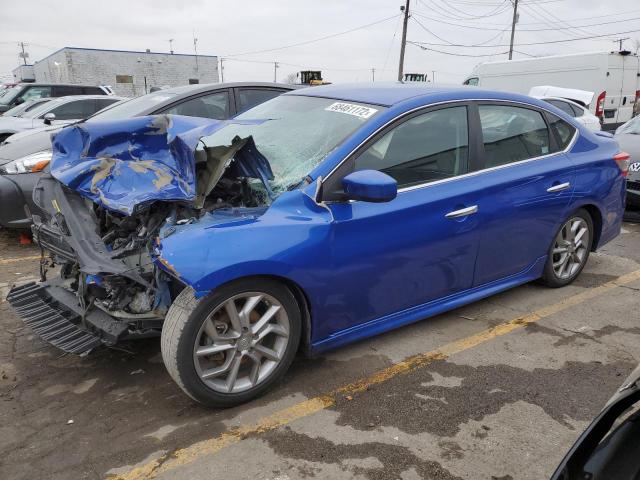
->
<box><xmin>8</xmin><ymin>114</ymin><xmax>281</xmax><ymax>354</ymax></box>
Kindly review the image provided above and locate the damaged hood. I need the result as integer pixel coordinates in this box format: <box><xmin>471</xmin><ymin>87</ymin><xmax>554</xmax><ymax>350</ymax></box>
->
<box><xmin>50</xmin><ymin>115</ymin><xmax>266</xmax><ymax>215</ymax></box>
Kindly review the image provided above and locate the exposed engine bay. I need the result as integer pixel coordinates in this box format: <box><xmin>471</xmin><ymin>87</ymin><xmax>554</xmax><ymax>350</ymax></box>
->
<box><xmin>29</xmin><ymin>115</ymin><xmax>282</xmax><ymax>345</ymax></box>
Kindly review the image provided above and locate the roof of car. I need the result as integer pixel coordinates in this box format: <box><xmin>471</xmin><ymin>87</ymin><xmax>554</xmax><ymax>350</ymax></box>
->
<box><xmin>46</xmin><ymin>95</ymin><xmax>127</xmax><ymax>102</ymax></box>
<box><xmin>538</xmin><ymin>96</ymin><xmax>587</xmax><ymax>109</ymax></box>
<box><xmin>14</xmin><ymin>83</ymin><xmax>108</xmax><ymax>88</ymax></box>
<box><xmin>156</xmin><ymin>82</ymin><xmax>298</xmax><ymax>96</ymax></box>
<box><xmin>287</xmin><ymin>82</ymin><xmax>537</xmax><ymax>107</ymax></box>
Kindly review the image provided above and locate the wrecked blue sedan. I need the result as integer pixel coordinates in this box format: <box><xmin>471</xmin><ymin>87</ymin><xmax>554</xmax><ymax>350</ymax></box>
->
<box><xmin>8</xmin><ymin>84</ymin><xmax>627</xmax><ymax>406</ymax></box>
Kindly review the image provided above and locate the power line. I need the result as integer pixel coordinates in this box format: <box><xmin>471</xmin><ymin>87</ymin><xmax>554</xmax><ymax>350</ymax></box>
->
<box><xmin>411</xmin><ymin>7</ymin><xmax>640</xmax><ymax>28</ymax></box>
<box><xmin>224</xmin><ymin>15</ymin><xmax>400</xmax><ymax>58</ymax></box>
<box><xmin>411</xmin><ymin>16</ymin><xmax>510</xmax><ymax>47</ymax></box>
<box><xmin>519</xmin><ymin>3</ymin><xmax>587</xmax><ymax>40</ymax></box>
<box><xmin>382</xmin><ymin>14</ymin><xmax>403</xmax><ymax>74</ymax></box>
<box><xmin>411</xmin><ymin>10</ymin><xmax>640</xmax><ymax>32</ymax></box>
<box><xmin>417</xmin><ymin>0</ymin><xmax>510</xmax><ymax>22</ymax></box>
<box><xmin>528</xmin><ymin>1</ymin><xmax>595</xmax><ymax>38</ymax></box>
<box><xmin>409</xmin><ymin>42</ymin><xmax>509</xmax><ymax>56</ymax></box>
<box><xmin>432</xmin><ymin>0</ymin><xmax>511</xmax><ymax>20</ymax></box>
<box><xmin>410</xmin><ymin>27</ymin><xmax>640</xmax><ymax>47</ymax></box>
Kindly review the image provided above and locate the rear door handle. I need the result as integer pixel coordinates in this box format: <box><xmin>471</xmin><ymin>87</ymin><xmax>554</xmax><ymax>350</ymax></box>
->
<box><xmin>547</xmin><ymin>182</ymin><xmax>571</xmax><ymax>193</ymax></box>
<box><xmin>445</xmin><ymin>205</ymin><xmax>478</xmax><ymax>218</ymax></box>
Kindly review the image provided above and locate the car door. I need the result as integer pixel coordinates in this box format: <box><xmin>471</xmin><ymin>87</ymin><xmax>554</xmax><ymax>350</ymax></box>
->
<box><xmin>472</xmin><ymin>102</ymin><xmax>576</xmax><ymax>286</ymax></box>
<box><xmin>160</xmin><ymin>90</ymin><xmax>231</xmax><ymax>119</ymax></box>
<box><xmin>233</xmin><ymin>87</ymin><xmax>288</xmax><ymax>115</ymax></box>
<box><xmin>318</xmin><ymin>104</ymin><xmax>484</xmax><ymax>337</ymax></box>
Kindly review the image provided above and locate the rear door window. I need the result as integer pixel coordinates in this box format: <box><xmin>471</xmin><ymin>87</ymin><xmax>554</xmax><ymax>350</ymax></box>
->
<box><xmin>52</xmin><ymin>85</ymin><xmax>78</xmax><ymax>97</ymax></box>
<box><xmin>235</xmin><ymin>88</ymin><xmax>284</xmax><ymax>114</ymax></box>
<box><xmin>47</xmin><ymin>99</ymin><xmax>95</xmax><ymax>120</ymax></box>
<box><xmin>94</xmin><ymin>98</ymin><xmax>120</xmax><ymax>112</ymax></box>
<box><xmin>479</xmin><ymin>104</ymin><xmax>551</xmax><ymax>167</ymax></box>
<box><xmin>162</xmin><ymin>91</ymin><xmax>230</xmax><ymax>119</ymax></box>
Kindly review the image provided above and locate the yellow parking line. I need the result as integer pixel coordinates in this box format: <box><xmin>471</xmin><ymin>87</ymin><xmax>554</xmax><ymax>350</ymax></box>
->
<box><xmin>0</xmin><ymin>255</ymin><xmax>41</xmax><ymax>265</ymax></box>
<box><xmin>111</xmin><ymin>268</ymin><xmax>640</xmax><ymax>480</ymax></box>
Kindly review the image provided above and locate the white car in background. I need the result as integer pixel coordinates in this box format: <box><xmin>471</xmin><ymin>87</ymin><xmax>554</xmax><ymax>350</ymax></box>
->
<box><xmin>0</xmin><ymin>95</ymin><xmax>125</xmax><ymax>143</ymax></box>
<box><xmin>529</xmin><ymin>86</ymin><xmax>602</xmax><ymax>132</ymax></box>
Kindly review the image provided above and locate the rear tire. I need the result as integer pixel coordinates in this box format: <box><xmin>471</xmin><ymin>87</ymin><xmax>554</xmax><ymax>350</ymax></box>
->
<box><xmin>539</xmin><ymin>208</ymin><xmax>593</xmax><ymax>288</ymax></box>
<box><xmin>161</xmin><ymin>278</ymin><xmax>301</xmax><ymax>407</ymax></box>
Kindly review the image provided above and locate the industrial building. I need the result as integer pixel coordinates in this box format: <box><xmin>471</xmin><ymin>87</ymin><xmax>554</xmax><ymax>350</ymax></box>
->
<box><xmin>18</xmin><ymin>47</ymin><xmax>219</xmax><ymax>96</ymax></box>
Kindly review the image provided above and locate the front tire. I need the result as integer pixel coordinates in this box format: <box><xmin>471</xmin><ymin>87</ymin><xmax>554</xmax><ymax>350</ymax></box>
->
<box><xmin>161</xmin><ymin>278</ymin><xmax>301</xmax><ymax>407</ymax></box>
<box><xmin>539</xmin><ymin>208</ymin><xmax>593</xmax><ymax>288</ymax></box>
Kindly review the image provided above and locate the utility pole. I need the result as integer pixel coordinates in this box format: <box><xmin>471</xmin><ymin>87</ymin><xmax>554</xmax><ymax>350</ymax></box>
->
<box><xmin>192</xmin><ymin>32</ymin><xmax>199</xmax><ymax>72</ymax></box>
<box><xmin>167</xmin><ymin>38</ymin><xmax>174</xmax><ymax>54</ymax></box>
<box><xmin>397</xmin><ymin>0</ymin><xmax>410</xmax><ymax>81</ymax></box>
<box><xmin>274</xmin><ymin>62</ymin><xmax>279</xmax><ymax>82</ymax></box>
<box><xmin>432</xmin><ymin>70</ymin><xmax>435</xmax><ymax>83</ymax></box>
<box><xmin>614</xmin><ymin>38</ymin><xmax>630</xmax><ymax>51</ymax></box>
<box><xmin>18</xmin><ymin>42</ymin><xmax>29</xmax><ymax>65</ymax></box>
<box><xmin>371</xmin><ymin>68</ymin><xmax>375</xmax><ymax>82</ymax></box>
<box><xmin>508</xmin><ymin>0</ymin><xmax>519</xmax><ymax>60</ymax></box>
<box><xmin>219</xmin><ymin>58</ymin><xmax>224</xmax><ymax>82</ymax></box>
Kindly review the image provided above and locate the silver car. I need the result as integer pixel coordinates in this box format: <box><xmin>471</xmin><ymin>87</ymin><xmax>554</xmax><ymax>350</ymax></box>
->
<box><xmin>0</xmin><ymin>95</ymin><xmax>124</xmax><ymax>143</ymax></box>
<box><xmin>615</xmin><ymin>116</ymin><xmax>640</xmax><ymax>208</ymax></box>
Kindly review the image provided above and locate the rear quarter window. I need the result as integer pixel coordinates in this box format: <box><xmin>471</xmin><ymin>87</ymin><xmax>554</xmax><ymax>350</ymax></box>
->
<box><xmin>547</xmin><ymin>114</ymin><xmax>576</xmax><ymax>151</ymax></box>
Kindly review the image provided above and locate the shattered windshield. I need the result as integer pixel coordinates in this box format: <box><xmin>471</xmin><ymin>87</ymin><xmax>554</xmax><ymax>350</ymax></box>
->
<box><xmin>199</xmin><ymin>95</ymin><xmax>384</xmax><ymax>194</ymax></box>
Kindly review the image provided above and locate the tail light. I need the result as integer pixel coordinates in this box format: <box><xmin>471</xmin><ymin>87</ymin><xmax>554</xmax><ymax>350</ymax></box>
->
<box><xmin>595</xmin><ymin>91</ymin><xmax>606</xmax><ymax>119</ymax></box>
<box><xmin>614</xmin><ymin>152</ymin><xmax>630</xmax><ymax>177</ymax></box>
<box><xmin>635</xmin><ymin>90</ymin><xmax>640</xmax><ymax>104</ymax></box>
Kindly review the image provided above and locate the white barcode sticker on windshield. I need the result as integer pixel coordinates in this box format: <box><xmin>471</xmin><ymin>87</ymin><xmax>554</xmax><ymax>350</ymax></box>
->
<box><xmin>325</xmin><ymin>102</ymin><xmax>378</xmax><ymax>119</ymax></box>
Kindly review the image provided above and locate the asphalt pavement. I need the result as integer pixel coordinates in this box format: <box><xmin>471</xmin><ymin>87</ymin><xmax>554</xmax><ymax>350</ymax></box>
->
<box><xmin>0</xmin><ymin>222</ymin><xmax>639</xmax><ymax>480</ymax></box>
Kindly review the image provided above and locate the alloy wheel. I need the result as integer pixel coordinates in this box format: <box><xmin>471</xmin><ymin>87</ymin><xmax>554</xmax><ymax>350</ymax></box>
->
<box><xmin>193</xmin><ymin>292</ymin><xmax>290</xmax><ymax>394</ymax></box>
<box><xmin>552</xmin><ymin>217</ymin><xmax>590</xmax><ymax>280</ymax></box>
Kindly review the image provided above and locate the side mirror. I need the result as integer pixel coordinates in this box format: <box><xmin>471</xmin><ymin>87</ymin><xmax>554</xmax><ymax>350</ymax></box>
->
<box><xmin>43</xmin><ymin>112</ymin><xmax>56</xmax><ymax>125</ymax></box>
<box><xmin>341</xmin><ymin>170</ymin><xmax>397</xmax><ymax>203</ymax></box>
<box><xmin>14</xmin><ymin>97</ymin><xmax>24</xmax><ymax>106</ymax></box>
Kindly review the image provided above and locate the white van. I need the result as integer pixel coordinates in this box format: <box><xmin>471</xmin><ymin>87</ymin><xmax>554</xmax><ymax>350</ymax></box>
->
<box><xmin>463</xmin><ymin>51</ymin><xmax>640</xmax><ymax>129</ymax></box>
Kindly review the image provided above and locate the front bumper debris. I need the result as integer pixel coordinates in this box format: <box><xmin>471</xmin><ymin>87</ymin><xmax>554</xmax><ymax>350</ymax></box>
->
<box><xmin>6</xmin><ymin>280</ymin><xmax>130</xmax><ymax>355</ymax></box>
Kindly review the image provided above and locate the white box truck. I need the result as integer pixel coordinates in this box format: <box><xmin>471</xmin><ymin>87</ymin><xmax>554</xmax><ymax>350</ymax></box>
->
<box><xmin>463</xmin><ymin>51</ymin><xmax>640</xmax><ymax>129</ymax></box>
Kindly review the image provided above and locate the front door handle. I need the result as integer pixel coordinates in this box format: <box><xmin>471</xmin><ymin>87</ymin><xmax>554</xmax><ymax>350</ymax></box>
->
<box><xmin>445</xmin><ymin>205</ymin><xmax>478</xmax><ymax>219</ymax></box>
<box><xmin>547</xmin><ymin>182</ymin><xmax>571</xmax><ymax>193</ymax></box>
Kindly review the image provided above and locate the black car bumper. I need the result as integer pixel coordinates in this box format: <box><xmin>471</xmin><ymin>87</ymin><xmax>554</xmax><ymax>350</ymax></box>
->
<box><xmin>6</xmin><ymin>280</ymin><xmax>128</xmax><ymax>354</ymax></box>
<box><xmin>627</xmin><ymin>180</ymin><xmax>640</xmax><ymax>208</ymax></box>
<box><xmin>0</xmin><ymin>172</ymin><xmax>43</xmax><ymax>228</ymax></box>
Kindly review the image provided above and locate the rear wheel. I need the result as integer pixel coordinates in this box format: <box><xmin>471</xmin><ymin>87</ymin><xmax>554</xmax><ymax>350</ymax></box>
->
<box><xmin>161</xmin><ymin>278</ymin><xmax>301</xmax><ymax>407</ymax></box>
<box><xmin>540</xmin><ymin>208</ymin><xmax>593</xmax><ymax>288</ymax></box>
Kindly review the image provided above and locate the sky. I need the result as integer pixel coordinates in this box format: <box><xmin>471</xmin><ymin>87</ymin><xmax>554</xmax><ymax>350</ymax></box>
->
<box><xmin>1</xmin><ymin>0</ymin><xmax>639</xmax><ymax>86</ymax></box>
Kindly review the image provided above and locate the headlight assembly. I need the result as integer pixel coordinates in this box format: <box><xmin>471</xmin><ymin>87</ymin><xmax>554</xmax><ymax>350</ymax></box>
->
<box><xmin>1</xmin><ymin>150</ymin><xmax>52</xmax><ymax>174</ymax></box>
